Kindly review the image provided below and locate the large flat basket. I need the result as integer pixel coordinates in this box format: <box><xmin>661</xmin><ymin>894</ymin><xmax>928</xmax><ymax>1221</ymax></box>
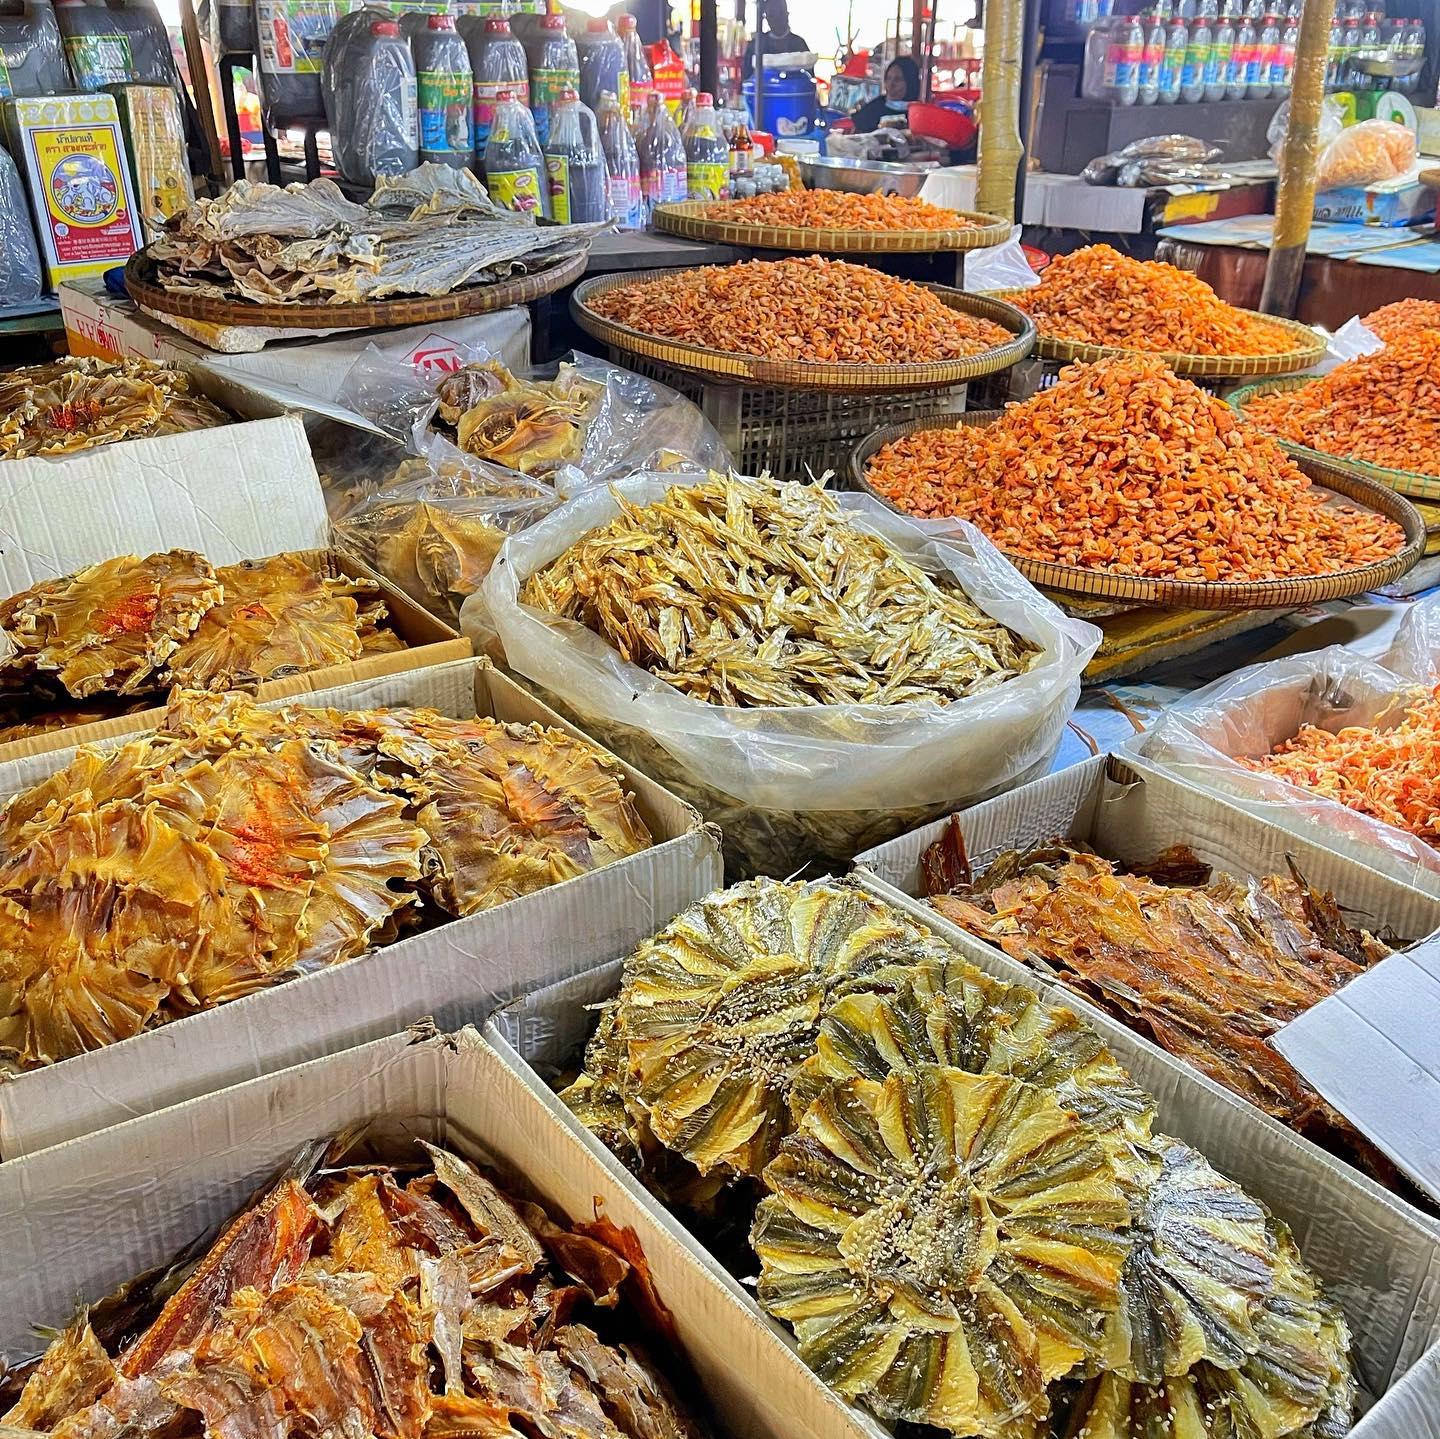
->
<box><xmin>851</xmin><ymin>411</ymin><xmax>1425</xmax><ymax>609</ymax></box>
<box><xmin>651</xmin><ymin>199</ymin><xmax>1011</xmax><ymax>254</ymax></box>
<box><xmin>1230</xmin><ymin>376</ymin><xmax>1440</xmax><ymax>503</ymax></box>
<box><xmin>571</xmin><ymin>269</ymin><xmax>1035</xmax><ymax>392</ymax></box>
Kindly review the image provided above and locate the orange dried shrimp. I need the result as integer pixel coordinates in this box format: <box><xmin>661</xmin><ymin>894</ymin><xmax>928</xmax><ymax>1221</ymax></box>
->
<box><xmin>699</xmin><ymin>189</ymin><xmax>976</xmax><ymax>231</ymax></box>
<box><xmin>864</xmin><ymin>354</ymin><xmax>1406</xmax><ymax>583</ymax></box>
<box><xmin>1241</xmin><ymin>330</ymin><xmax>1440</xmax><ymax>478</ymax></box>
<box><xmin>585</xmin><ymin>257</ymin><xmax>1012</xmax><ymax>365</ymax></box>
<box><xmin>1361</xmin><ymin>298</ymin><xmax>1440</xmax><ymax>344</ymax></box>
<box><xmin>1011</xmin><ymin>244</ymin><xmax>1301</xmax><ymax>357</ymax></box>
<box><xmin>1243</xmin><ymin>685</ymin><xmax>1440</xmax><ymax>848</ymax></box>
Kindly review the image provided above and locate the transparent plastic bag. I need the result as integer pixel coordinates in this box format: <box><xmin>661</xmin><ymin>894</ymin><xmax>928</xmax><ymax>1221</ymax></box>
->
<box><xmin>0</xmin><ymin>0</ymin><xmax>72</xmax><ymax>95</ymax></box>
<box><xmin>963</xmin><ymin>227</ymin><xmax>1039</xmax><ymax>291</ymax></box>
<box><xmin>0</xmin><ymin>140</ymin><xmax>43</xmax><ymax>306</ymax></box>
<box><xmin>1315</xmin><ymin>118</ymin><xmax>1416</xmax><ymax>191</ymax></box>
<box><xmin>1307</xmin><ymin>313</ymin><xmax>1386</xmax><ymax>375</ymax></box>
<box><xmin>335</xmin><ymin>341</ymin><xmax>732</xmax><ymax>493</ymax></box>
<box><xmin>1128</xmin><ymin>594</ymin><xmax>1440</xmax><ymax>893</ymax></box>
<box><xmin>1267</xmin><ymin>95</ymin><xmax>1343</xmax><ymax>167</ymax></box>
<box><xmin>463</xmin><ymin>471</ymin><xmax>1100</xmax><ymax>876</ymax></box>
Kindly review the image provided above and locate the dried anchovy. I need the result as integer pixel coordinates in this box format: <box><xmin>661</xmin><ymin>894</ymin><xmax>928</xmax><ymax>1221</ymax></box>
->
<box><xmin>521</xmin><ymin>475</ymin><xmax>1038</xmax><ymax>709</ymax></box>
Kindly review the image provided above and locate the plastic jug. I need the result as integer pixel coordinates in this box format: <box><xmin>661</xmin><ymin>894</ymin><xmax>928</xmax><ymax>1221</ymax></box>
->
<box><xmin>327</xmin><ymin>17</ymin><xmax>419</xmax><ymax>185</ymax></box>
<box><xmin>461</xmin><ymin>12</ymin><xmax>527</xmax><ymax>155</ymax></box>
<box><xmin>0</xmin><ymin>0</ymin><xmax>71</xmax><ymax>93</ymax></box>
<box><xmin>638</xmin><ymin>89</ymin><xmax>684</xmax><ymax>215</ymax></box>
<box><xmin>525</xmin><ymin>4</ymin><xmax>576</xmax><ymax>147</ymax></box>
<box><xmin>543</xmin><ymin>86</ymin><xmax>606</xmax><ymax>222</ymax></box>
<box><xmin>484</xmin><ymin>88</ymin><xmax>547</xmax><ymax>216</ymax></box>
<box><xmin>618</xmin><ymin>13</ymin><xmax>651</xmax><ymax>122</ymax></box>
<box><xmin>411</xmin><ymin>11</ymin><xmax>471</xmax><ymax>168</ymax></box>
<box><xmin>597</xmin><ymin>88</ymin><xmax>642</xmax><ymax>228</ymax></box>
<box><xmin>53</xmin><ymin>0</ymin><xmax>174</xmax><ymax>90</ymax></box>
<box><xmin>0</xmin><ymin>138</ymin><xmax>41</xmax><ymax>304</ymax></box>
<box><xmin>576</xmin><ymin>15</ymin><xmax>626</xmax><ymax>116</ymax></box>
<box><xmin>683</xmin><ymin>90</ymin><xmax>727</xmax><ymax>200</ymax></box>
<box><xmin>254</xmin><ymin>0</ymin><xmax>341</xmax><ymax>124</ymax></box>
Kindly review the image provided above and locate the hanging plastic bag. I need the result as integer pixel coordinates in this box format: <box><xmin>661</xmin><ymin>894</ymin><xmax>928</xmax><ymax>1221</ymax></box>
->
<box><xmin>963</xmin><ymin>226</ymin><xmax>1040</xmax><ymax>292</ymax></box>
<box><xmin>463</xmin><ymin>471</ymin><xmax>1100</xmax><ymax>876</ymax></box>
<box><xmin>335</xmin><ymin>341</ymin><xmax>732</xmax><ymax>492</ymax></box>
<box><xmin>1128</xmin><ymin>592</ymin><xmax>1440</xmax><ymax>894</ymax></box>
<box><xmin>0</xmin><ymin>140</ymin><xmax>42</xmax><ymax>307</ymax></box>
<box><xmin>1268</xmin><ymin>95</ymin><xmax>1344</xmax><ymax>168</ymax></box>
<box><xmin>1315</xmin><ymin>118</ymin><xmax>1417</xmax><ymax>191</ymax></box>
<box><xmin>0</xmin><ymin>0</ymin><xmax>72</xmax><ymax>95</ymax></box>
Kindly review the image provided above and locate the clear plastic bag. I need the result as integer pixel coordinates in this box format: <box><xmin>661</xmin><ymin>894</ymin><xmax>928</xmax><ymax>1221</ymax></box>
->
<box><xmin>962</xmin><ymin>226</ymin><xmax>1039</xmax><ymax>291</ymax></box>
<box><xmin>1081</xmin><ymin>134</ymin><xmax>1222</xmax><ymax>185</ymax></box>
<box><xmin>1267</xmin><ymin>94</ymin><xmax>1343</xmax><ymax>168</ymax></box>
<box><xmin>0</xmin><ymin>0</ymin><xmax>72</xmax><ymax>95</ymax></box>
<box><xmin>335</xmin><ymin>341</ymin><xmax>732</xmax><ymax>493</ymax></box>
<box><xmin>1315</xmin><ymin>118</ymin><xmax>1416</xmax><ymax>191</ymax></box>
<box><xmin>464</xmin><ymin>472</ymin><xmax>1100</xmax><ymax>876</ymax></box>
<box><xmin>0</xmin><ymin>140</ymin><xmax>43</xmax><ymax>306</ymax></box>
<box><xmin>1309</xmin><ymin>313</ymin><xmax>1386</xmax><ymax>374</ymax></box>
<box><xmin>1128</xmin><ymin>594</ymin><xmax>1440</xmax><ymax>893</ymax></box>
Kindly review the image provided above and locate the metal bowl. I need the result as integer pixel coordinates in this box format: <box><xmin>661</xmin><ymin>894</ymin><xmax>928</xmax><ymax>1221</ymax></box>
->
<box><xmin>796</xmin><ymin>154</ymin><xmax>939</xmax><ymax>197</ymax></box>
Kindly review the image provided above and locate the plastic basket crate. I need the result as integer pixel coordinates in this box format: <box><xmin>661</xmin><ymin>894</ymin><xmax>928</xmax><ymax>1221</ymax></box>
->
<box><xmin>616</xmin><ymin>353</ymin><xmax>968</xmax><ymax>482</ymax></box>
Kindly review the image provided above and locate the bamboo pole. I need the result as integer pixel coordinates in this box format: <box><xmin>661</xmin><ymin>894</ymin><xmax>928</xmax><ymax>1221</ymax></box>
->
<box><xmin>1260</xmin><ymin>0</ymin><xmax>1337</xmax><ymax>316</ymax></box>
<box><xmin>975</xmin><ymin>0</ymin><xmax>1025</xmax><ymax>222</ymax></box>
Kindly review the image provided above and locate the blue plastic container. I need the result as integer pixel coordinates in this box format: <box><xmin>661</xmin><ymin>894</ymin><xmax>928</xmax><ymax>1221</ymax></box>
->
<box><xmin>742</xmin><ymin>64</ymin><xmax>816</xmax><ymax>139</ymax></box>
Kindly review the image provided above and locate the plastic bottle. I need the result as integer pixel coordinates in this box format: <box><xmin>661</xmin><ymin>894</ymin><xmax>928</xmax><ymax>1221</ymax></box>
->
<box><xmin>618</xmin><ymin>13</ymin><xmax>652</xmax><ymax>121</ymax></box>
<box><xmin>1218</xmin><ymin>2</ymin><xmax>1244</xmax><ymax>97</ymax></box>
<box><xmin>1158</xmin><ymin>11</ymin><xmax>1186</xmax><ymax>100</ymax></box>
<box><xmin>1181</xmin><ymin>1</ymin><xmax>1210</xmax><ymax>99</ymax></box>
<box><xmin>329</xmin><ymin>18</ymin><xmax>419</xmax><ymax>186</ymax></box>
<box><xmin>398</xmin><ymin>10</ymin><xmax>430</xmax><ymax>44</ymax></box>
<box><xmin>576</xmin><ymin>17</ymin><xmax>627</xmax><ymax>116</ymax></box>
<box><xmin>597</xmin><ymin>89</ymin><xmax>643</xmax><ymax>228</ymax></box>
<box><xmin>542</xmin><ymin>87</ymin><xmax>607</xmax><ymax>223</ymax></box>
<box><xmin>639</xmin><ymin>91</ymin><xmax>686</xmax><ymax>215</ymax></box>
<box><xmin>411</xmin><ymin>12</ymin><xmax>471</xmax><ymax>167</ymax></box>
<box><xmin>1324</xmin><ymin>16</ymin><xmax>1341</xmax><ymax>85</ymax></box>
<box><xmin>1104</xmin><ymin>12</ymin><xmax>1142</xmax><ymax>104</ymax></box>
<box><xmin>251</xmin><ymin>0</ymin><xmax>341</xmax><ymax>123</ymax></box>
<box><xmin>683</xmin><ymin>89</ymin><xmax>727</xmax><ymax>199</ymax></box>
<box><xmin>484</xmin><ymin>88</ymin><xmax>548</xmax><ymax>216</ymax></box>
<box><xmin>1247</xmin><ymin>6</ymin><xmax>1272</xmax><ymax>95</ymax></box>
<box><xmin>525</xmin><ymin>5</ymin><xmax>577</xmax><ymax>147</ymax></box>
<box><xmin>1339</xmin><ymin>7</ymin><xmax>1361</xmax><ymax>86</ymax></box>
<box><xmin>461</xmin><ymin>14</ymin><xmax>528</xmax><ymax>158</ymax></box>
<box><xmin>677</xmin><ymin>85</ymin><xmax>696</xmax><ymax>135</ymax></box>
<box><xmin>1406</xmin><ymin>20</ymin><xmax>1426</xmax><ymax>94</ymax></box>
<box><xmin>1137</xmin><ymin>8</ymin><xmax>1163</xmax><ymax>102</ymax></box>
<box><xmin>1266</xmin><ymin>9</ymin><xmax>1289</xmax><ymax>92</ymax></box>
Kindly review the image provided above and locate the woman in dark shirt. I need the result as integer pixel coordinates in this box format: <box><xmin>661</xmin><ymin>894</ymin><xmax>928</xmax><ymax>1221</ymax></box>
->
<box><xmin>849</xmin><ymin>55</ymin><xmax>921</xmax><ymax>132</ymax></box>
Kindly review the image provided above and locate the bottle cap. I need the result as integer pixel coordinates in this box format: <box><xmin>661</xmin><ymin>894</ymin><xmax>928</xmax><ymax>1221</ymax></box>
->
<box><xmin>540</xmin><ymin>10</ymin><xmax>564</xmax><ymax>27</ymax></box>
<box><xmin>618</xmin><ymin>12</ymin><xmax>636</xmax><ymax>29</ymax></box>
<box><xmin>586</xmin><ymin>16</ymin><xmax>610</xmax><ymax>29</ymax></box>
<box><xmin>484</xmin><ymin>14</ymin><xmax>509</xmax><ymax>29</ymax></box>
<box><xmin>427</xmin><ymin>12</ymin><xmax>455</xmax><ymax>29</ymax></box>
<box><xmin>371</xmin><ymin>19</ymin><xmax>399</xmax><ymax>36</ymax></box>
<box><xmin>696</xmin><ymin>91</ymin><xmax>713</xmax><ymax>104</ymax></box>
<box><xmin>496</xmin><ymin>87</ymin><xmax>514</xmax><ymax>101</ymax></box>
<box><xmin>559</xmin><ymin>86</ymin><xmax>579</xmax><ymax>101</ymax></box>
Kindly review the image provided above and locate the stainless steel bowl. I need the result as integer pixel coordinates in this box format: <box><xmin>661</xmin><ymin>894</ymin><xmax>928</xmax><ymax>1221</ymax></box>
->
<box><xmin>796</xmin><ymin>154</ymin><xmax>939</xmax><ymax>197</ymax></box>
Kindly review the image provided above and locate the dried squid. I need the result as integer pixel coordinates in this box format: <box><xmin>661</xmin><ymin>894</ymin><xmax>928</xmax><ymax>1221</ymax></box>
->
<box><xmin>0</xmin><ymin>1138</ymin><xmax>709</xmax><ymax>1439</ymax></box>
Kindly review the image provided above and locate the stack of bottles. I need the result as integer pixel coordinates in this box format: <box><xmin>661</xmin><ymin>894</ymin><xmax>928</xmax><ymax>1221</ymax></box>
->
<box><xmin>1324</xmin><ymin>4</ymin><xmax>1427</xmax><ymax>94</ymax></box>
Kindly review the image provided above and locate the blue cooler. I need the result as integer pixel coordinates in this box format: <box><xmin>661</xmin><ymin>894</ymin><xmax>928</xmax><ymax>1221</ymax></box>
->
<box><xmin>743</xmin><ymin>61</ymin><xmax>818</xmax><ymax>139</ymax></box>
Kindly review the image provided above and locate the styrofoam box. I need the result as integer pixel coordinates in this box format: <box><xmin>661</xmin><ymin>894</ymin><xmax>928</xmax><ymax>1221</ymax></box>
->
<box><xmin>486</xmin><ymin>876</ymin><xmax>1440</xmax><ymax>1438</ymax></box>
<box><xmin>0</xmin><ymin>1026</ymin><xmax>865</xmax><ymax>1439</ymax></box>
<box><xmin>0</xmin><ymin>657</ymin><xmax>722</xmax><ymax>1160</ymax></box>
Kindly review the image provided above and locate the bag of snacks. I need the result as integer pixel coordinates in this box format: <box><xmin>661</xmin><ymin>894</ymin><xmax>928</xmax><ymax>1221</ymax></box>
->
<box><xmin>1315</xmin><ymin>118</ymin><xmax>1416</xmax><ymax>191</ymax></box>
<box><xmin>466</xmin><ymin>470</ymin><xmax>1099</xmax><ymax>876</ymax></box>
<box><xmin>1130</xmin><ymin>594</ymin><xmax>1440</xmax><ymax>893</ymax></box>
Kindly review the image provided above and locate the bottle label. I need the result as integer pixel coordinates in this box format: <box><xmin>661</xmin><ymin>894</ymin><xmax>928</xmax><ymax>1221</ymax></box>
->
<box><xmin>661</xmin><ymin>164</ymin><xmax>686</xmax><ymax>203</ymax></box>
<box><xmin>419</xmin><ymin>69</ymin><xmax>472</xmax><ymax>152</ymax></box>
<box><xmin>1104</xmin><ymin>41</ymin><xmax>1137</xmax><ymax>85</ymax></box>
<box><xmin>489</xmin><ymin>166</ymin><xmax>545</xmax><ymax>214</ymax></box>
<box><xmin>1159</xmin><ymin>57</ymin><xmax>1179</xmax><ymax>88</ymax></box>
<box><xmin>63</xmin><ymin>33</ymin><xmax>133</xmax><ymax>87</ymax></box>
<box><xmin>545</xmin><ymin>154</ymin><xmax>571</xmax><ymax>222</ymax></box>
<box><xmin>400</xmin><ymin>75</ymin><xmax>418</xmax><ymax>142</ymax></box>
<box><xmin>255</xmin><ymin>0</ymin><xmax>335</xmax><ymax>74</ymax></box>
<box><xmin>531</xmin><ymin>65</ymin><xmax>579</xmax><ymax>106</ymax></box>
<box><xmin>619</xmin><ymin>70</ymin><xmax>630</xmax><ymax>117</ymax></box>
<box><xmin>473</xmin><ymin>77</ymin><xmax>529</xmax><ymax>140</ymax></box>
<box><xmin>608</xmin><ymin>173</ymin><xmax>642</xmax><ymax>226</ymax></box>
<box><xmin>1244</xmin><ymin>50</ymin><xmax>1262</xmax><ymax>80</ymax></box>
<box><xmin>686</xmin><ymin>160</ymin><xmax>726</xmax><ymax>201</ymax></box>
<box><xmin>0</xmin><ymin>57</ymin><xmax>10</xmax><ymax>97</ymax></box>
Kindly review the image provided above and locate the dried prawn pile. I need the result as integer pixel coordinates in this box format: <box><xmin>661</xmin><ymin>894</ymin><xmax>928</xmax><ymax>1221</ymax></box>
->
<box><xmin>0</xmin><ymin>550</ymin><xmax>402</xmax><ymax>742</ymax></box>
<box><xmin>560</xmin><ymin>878</ymin><xmax>1356</xmax><ymax>1439</ymax></box>
<box><xmin>0</xmin><ymin>688</ymin><xmax>650</xmax><ymax>1069</ymax></box>
<box><xmin>1012</xmin><ymin>244</ymin><xmax>1303</xmax><ymax>357</ymax></box>
<box><xmin>1242</xmin><ymin>683</ymin><xmax>1440</xmax><ymax>848</ymax></box>
<box><xmin>864</xmin><ymin>355</ymin><xmax>1407</xmax><ymax>583</ymax></box>
<box><xmin>519</xmin><ymin>476</ymin><xmax>1038</xmax><ymax>707</ymax></box>
<box><xmin>921</xmin><ymin>832</ymin><xmax>1391</xmax><ymax>1168</ymax></box>
<box><xmin>1361</xmin><ymin>297</ymin><xmax>1440</xmax><ymax>344</ymax></box>
<box><xmin>149</xmin><ymin>166</ymin><xmax>603</xmax><ymax>306</ymax></box>
<box><xmin>0</xmin><ymin>357</ymin><xmax>232</xmax><ymax>459</ymax></box>
<box><xmin>700</xmin><ymin>188</ymin><xmax>979</xmax><ymax>231</ymax></box>
<box><xmin>0</xmin><ymin>1138</ymin><xmax>707</xmax><ymax>1439</ymax></box>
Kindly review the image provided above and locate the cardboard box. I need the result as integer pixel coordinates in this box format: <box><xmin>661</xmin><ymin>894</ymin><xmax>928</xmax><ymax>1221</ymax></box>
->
<box><xmin>0</xmin><ymin>1025</ymin><xmax>856</xmax><ymax>1439</ymax></box>
<box><xmin>488</xmin><ymin>895</ymin><xmax>1440</xmax><ymax>1437</ymax></box>
<box><xmin>0</xmin><ymin>369</ymin><xmax>470</xmax><ymax>763</ymax></box>
<box><xmin>1313</xmin><ymin>167</ymin><xmax>1437</xmax><ymax>227</ymax></box>
<box><xmin>0</xmin><ymin>656</ymin><xmax>721</xmax><ymax>1158</ymax></box>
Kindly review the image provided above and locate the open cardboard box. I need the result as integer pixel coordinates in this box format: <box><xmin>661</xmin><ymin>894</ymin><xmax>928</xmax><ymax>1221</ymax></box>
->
<box><xmin>0</xmin><ymin>656</ymin><xmax>722</xmax><ymax>1160</ymax></box>
<box><xmin>0</xmin><ymin>1024</ymin><xmax>864</xmax><ymax>1439</ymax></box>
<box><xmin>0</xmin><ymin>367</ymin><xmax>470</xmax><ymax>763</ymax></box>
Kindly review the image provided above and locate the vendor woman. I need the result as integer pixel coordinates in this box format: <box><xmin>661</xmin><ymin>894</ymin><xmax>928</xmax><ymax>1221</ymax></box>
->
<box><xmin>849</xmin><ymin>56</ymin><xmax>921</xmax><ymax>131</ymax></box>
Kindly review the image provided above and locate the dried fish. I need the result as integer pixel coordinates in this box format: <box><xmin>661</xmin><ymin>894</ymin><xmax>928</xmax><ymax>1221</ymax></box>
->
<box><xmin>520</xmin><ymin>475</ymin><xmax>1039</xmax><ymax>709</ymax></box>
<box><xmin>3</xmin><ymin>1142</ymin><xmax>709</xmax><ymax>1439</ymax></box>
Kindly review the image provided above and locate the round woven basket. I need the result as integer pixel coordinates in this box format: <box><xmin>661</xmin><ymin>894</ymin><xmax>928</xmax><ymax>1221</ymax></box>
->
<box><xmin>651</xmin><ymin>199</ymin><xmax>1011</xmax><ymax>254</ymax></box>
<box><xmin>125</xmin><ymin>246</ymin><xmax>589</xmax><ymax>331</ymax></box>
<box><xmin>850</xmin><ymin>410</ymin><xmax>1425</xmax><ymax>609</ymax></box>
<box><xmin>571</xmin><ymin>270</ymin><xmax>1035</xmax><ymax>392</ymax></box>
<box><xmin>1230</xmin><ymin>376</ymin><xmax>1440</xmax><ymax>503</ymax></box>
<box><xmin>984</xmin><ymin>289</ymin><xmax>1326</xmax><ymax>379</ymax></box>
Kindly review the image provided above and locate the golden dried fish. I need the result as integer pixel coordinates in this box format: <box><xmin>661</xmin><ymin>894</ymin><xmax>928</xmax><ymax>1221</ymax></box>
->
<box><xmin>520</xmin><ymin>476</ymin><xmax>1038</xmax><ymax>708</ymax></box>
<box><xmin>435</xmin><ymin>360</ymin><xmax>512</xmax><ymax>426</ymax></box>
<box><xmin>374</xmin><ymin>502</ymin><xmax>506</xmax><ymax>623</ymax></box>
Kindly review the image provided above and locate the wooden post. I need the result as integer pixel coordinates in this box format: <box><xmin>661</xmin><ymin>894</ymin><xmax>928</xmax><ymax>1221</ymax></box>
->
<box><xmin>700</xmin><ymin>0</ymin><xmax>719</xmax><ymax>97</ymax></box>
<box><xmin>1260</xmin><ymin>0</ymin><xmax>1337</xmax><ymax>316</ymax></box>
<box><xmin>178</xmin><ymin>0</ymin><xmax>224</xmax><ymax>185</ymax></box>
<box><xmin>976</xmin><ymin>0</ymin><xmax>1024</xmax><ymax>220</ymax></box>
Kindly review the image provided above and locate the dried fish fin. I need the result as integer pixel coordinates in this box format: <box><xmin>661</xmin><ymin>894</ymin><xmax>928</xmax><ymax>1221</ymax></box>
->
<box><xmin>1</xmin><ymin>1320</ymin><xmax>114</xmax><ymax>1431</ymax></box>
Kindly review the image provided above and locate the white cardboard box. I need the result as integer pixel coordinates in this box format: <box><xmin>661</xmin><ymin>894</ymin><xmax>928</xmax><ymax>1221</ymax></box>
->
<box><xmin>0</xmin><ymin>1025</ymin><xmax>861</xmax><ymax>1439</ymax></box>
<box><xmin>0</xmin><ymin>656</ymin><xmax>722</xmax><ymax>1159</ymax></box>
<box><xmin>487</xmin><ymin>895</ymin><xmax>1440</xmax><ymax>1438</ymax></box>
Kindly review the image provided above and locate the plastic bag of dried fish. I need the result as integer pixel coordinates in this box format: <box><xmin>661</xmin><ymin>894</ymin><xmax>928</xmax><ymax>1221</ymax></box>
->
<box><xmin>1130</xmin><ymin>591</ymin><xmax>1440</xmax><ymax>895</ymax></box>
<box><xmin>467</xmin><ymin>472</ymin><xmax>1099</xmax><ymax>877</ymax></box>
<box><xmin>336</xmin><ymin>342</ymin><xmax>731</xmax><ymax>494</ymax></box>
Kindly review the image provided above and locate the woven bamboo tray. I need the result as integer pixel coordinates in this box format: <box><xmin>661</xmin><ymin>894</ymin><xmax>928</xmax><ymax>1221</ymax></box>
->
<box><xmin>571</xmin><ymin>270</ymin><xmax>1035</xmax><ymax>392</ymax></box>
<box><xmin>985</xmin><ymin>289</ymin><xmax>1326</xmax><ymax>378</ymax></box>
<box><xmin>651</xmin><ymin>199</ymin><xmax>1011</xmax><ymax>254</ymax></box>
<box><xmin>124</xmin><ymin>246</ymin><xmax>588</xmax><ymax>331</ymax></box>
<box><xmin>1230</xmin><ymin>376</ymin><xmax>1440</xmax><ymax>503</ymax></box>
<box><xmin>850</xmin><ymin>410</ymin><xmax>1425</xmax><ymax>609</ymax></box>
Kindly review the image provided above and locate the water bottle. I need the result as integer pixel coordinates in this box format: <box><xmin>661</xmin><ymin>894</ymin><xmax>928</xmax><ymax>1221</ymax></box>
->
<box><xmin>1407</xmin><ymin>20</ymin><xmax>1426</xmax><ymax>95</ymax></box>
<box><xmin>1159</xmin><ymin>12</ymin><xmax>1186</xmax><ymax>100</ymax></box>
<box><xmin>1137</xmin><ymin>8</ymin><xmax>1164</xmax><ymax>102</ymax></box>
<box><xmin>618</xmin><ymin>13</ymin><xmax>653</xmax><ymax>123</ymax></box>
<box><xmin>1273</xmin><ymin>11</ymin><xmax>1296</xmax><ymax>92</ymax></box>
<box><xmin>684</xmin><ymin>90</ymin><xmax>728</xmax><ymax>200</ymax></box>
<box><xmin>525</xmin><ymin>4</ymin><xmax>577</xmax><ymax>147</ymax></box>
<box><xmin>1181</xmin><ymin>4</ymin><xmax>1210</xmax><ymax>99</ymax></box>
<box><xmin>411</xmin><ymin>13</ymin><xmax>472</xmax><ymax>169</ymax></box>
<box><xmin>484</xmin><ymin>89</ymin><xmax>548</xmax><ymax>216</ymax></box>
<box><xmin>461</xmin><ymin>14</ymin><xmax>528</xmax><ymax>158</ymax></box>
<box><xmin>1247</xmin><ymin>6</ymin><xmax>1273</xmax><ymax>95</ymax></box>
<box><xmin>1339</xmin><ymin>9</ymin><xmax>1361</xmax><ymax>86</ymax></box>
<box><xmin>1105</xmin><ymin>13</ymin><xmax>1142</xmax><ymax>103</ymax></box>
<box><xmin>1324</xmin><ymin>17</ymin><xmax>1342</xmax><ymax>85</ymax></box>
<box><xmin>1221</xmin><ymin>3</ymin><xmax>1246</xmax><ymax>97</ymax></box>
<box><xmin>639</xmin><ymin>91</ymin><xmax>686</xmax><ymax>218</ymax></box>
<box><xmin>544</xmin><ymin>88</ymin><xmax>608</xmax><ymax>223</ymax></box>
<box><xmin>598</xmin><ymin>90</ymin><xmax>644</xmax><ymax>229</ymax></box>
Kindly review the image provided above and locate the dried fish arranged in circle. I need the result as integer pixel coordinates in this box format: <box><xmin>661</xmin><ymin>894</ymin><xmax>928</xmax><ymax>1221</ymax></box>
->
<box><xmin>0</xmin><ymin>1138</ymin><xmax>710</xmax><ymax>1439</ymax></box>
<box><xmin>520</xmin><ymin>476</ymin><xmax>1039</xmax><ymax>709</ymax></box>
